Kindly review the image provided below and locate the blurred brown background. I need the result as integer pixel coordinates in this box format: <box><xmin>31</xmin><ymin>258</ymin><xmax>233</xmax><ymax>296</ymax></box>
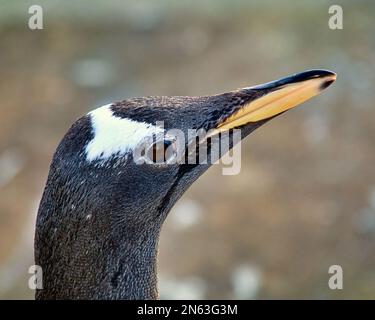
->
<box><xmin>1</xmin><ymin>0</ymin><xmax>375</xmax><ymax>299</ymax></box>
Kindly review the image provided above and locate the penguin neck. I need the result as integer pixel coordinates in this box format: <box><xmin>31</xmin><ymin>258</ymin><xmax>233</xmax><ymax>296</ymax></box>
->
<box><xmin>100</xmin><ymin>227</ymin><xmax>160</xmax><ymax>300</ymax></box>
<box><xmin>35</xmin><ymin>198</ymin><xmax>162</xmax><ymax>299</ymax></box>
<box><xmin>96</xmin><ymin>225</ymin><xmax>161</xmax><ymax>300</ymax></box>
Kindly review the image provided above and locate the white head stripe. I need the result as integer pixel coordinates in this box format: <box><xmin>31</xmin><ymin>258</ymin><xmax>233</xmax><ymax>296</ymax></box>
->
<box><xmin>85</xmin><ymin>104</ymin><xmax>163</xmax><ymax>162</ymax></box>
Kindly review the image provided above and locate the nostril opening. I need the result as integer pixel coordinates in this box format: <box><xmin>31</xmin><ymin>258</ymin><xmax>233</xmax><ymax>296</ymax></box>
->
<box><xmin>320</xmin><ymin>79</ymin><xmax>335</xmax><ymax>91</ymax></box>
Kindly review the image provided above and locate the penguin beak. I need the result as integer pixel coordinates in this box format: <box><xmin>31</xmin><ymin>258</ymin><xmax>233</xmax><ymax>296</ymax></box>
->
<box><xmin>215</xmin><ymin>69</ymin><xmax>336</xmax><ymax>132</ymax></box>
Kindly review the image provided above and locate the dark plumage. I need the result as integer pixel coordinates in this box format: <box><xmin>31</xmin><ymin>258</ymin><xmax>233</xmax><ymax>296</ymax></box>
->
<box><xmin>35</xmin><ymin>70</ymin><xmax>336</xmax><ymax>299</ymax></box>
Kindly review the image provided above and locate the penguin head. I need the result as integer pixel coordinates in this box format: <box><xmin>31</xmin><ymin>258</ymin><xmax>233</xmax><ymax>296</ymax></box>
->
<box><xmin>48</xmin><ymin>70</ymin><xmax>336</xmax><ymax>231</ymax></box>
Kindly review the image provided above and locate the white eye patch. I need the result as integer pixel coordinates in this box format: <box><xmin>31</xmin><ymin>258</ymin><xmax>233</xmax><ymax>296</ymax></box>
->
<box><xmin>85</xmin><ymin>104</ymin><xmax>164</xmax><ymax>162</ymax></box>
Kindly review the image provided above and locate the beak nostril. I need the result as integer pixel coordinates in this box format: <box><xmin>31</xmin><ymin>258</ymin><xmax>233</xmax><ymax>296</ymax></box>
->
<box><xmin>319</xmin><ymin>79</ymin><xmax>335</xmax><ymax>91</ymax></box>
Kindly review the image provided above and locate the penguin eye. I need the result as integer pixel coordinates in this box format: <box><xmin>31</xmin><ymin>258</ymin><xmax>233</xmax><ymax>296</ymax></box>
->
<box><xmin>146</xmin><ymin>138</ymin><xmax>178</xmax><ymax>164</ymax></box>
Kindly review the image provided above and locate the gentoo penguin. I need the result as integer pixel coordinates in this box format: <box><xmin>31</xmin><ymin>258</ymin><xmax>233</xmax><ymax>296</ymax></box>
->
<box><xmin>35</xmin><ymin>69</ymin><xmax>336</xmax><ymax>299</ymax></box>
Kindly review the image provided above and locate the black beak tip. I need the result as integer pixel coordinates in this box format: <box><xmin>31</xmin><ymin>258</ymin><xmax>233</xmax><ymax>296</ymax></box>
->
<box><xmin>285</xmin><ymin>69</ymin><xmax>337</xmax><ymax>85</ymax></box>
<box><xmin>248</xmin><ymin>69</ymin><xmax>337</xmax><ymax>91</ymax></box>
<box><xmin>319</xmin><ymin>78</ymin><xmax>336</xmax><ymax>90</ymax></box>
<box><xmin>297</xmin><ymin>69</ymin><xmax>336</xmax><ymax>79</ymax></box>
